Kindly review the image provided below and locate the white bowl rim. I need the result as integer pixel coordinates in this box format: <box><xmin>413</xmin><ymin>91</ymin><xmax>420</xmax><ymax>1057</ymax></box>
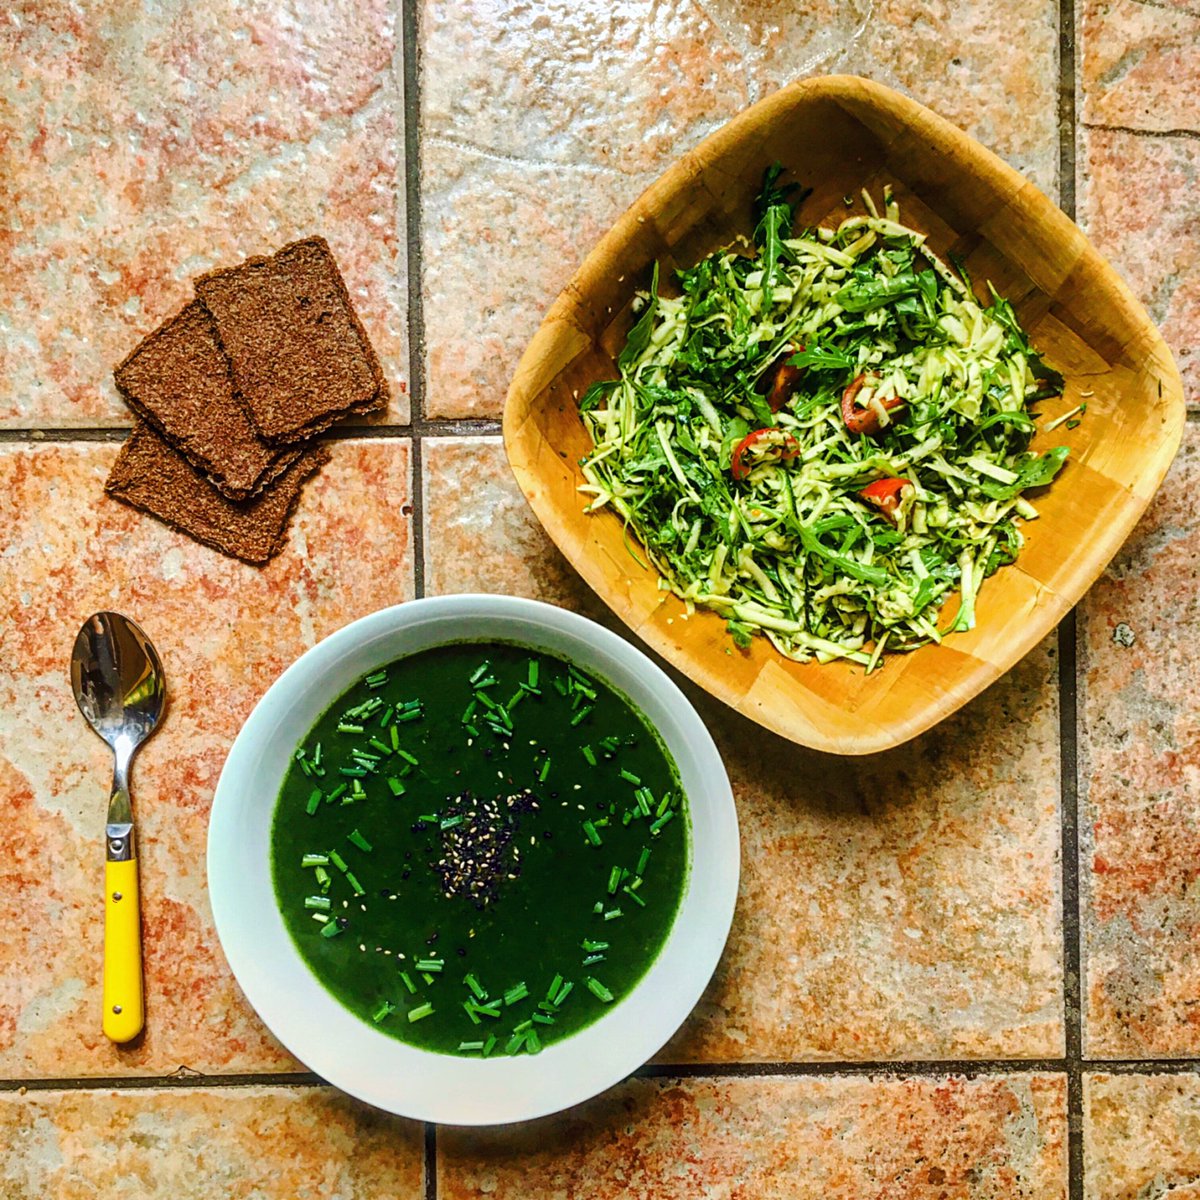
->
<box><xmin>207</xmin><ymin>594</ymin><xmax>739</xmax><ymax>1125</ymax></box>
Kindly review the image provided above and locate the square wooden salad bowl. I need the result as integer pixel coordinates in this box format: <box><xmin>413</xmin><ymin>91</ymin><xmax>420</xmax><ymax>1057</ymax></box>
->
<box><xmin>503</xmin><ymin>75</ymin><xmax>1184</xmax><ymax>755</ymax></box>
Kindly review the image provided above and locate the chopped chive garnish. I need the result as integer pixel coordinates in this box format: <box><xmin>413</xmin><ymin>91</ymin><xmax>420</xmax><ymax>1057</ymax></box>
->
<box><xmin>586</xmin><ymin>977</ymin><xmax>614</xmax><ymax>1003</ymax></box>
<box><xmin>329</xmin><ymin>850</ymin><xmax>349</xmax><ymax>873</ymax></box>
<box><xmin>311</xmin><ymin>912</ymin><xmax>328</xmax><ymax>923</ymax></box>
<box><xmin>475</xmin><ymin>691</ymin><xmax>497</xmax><ymax>711</ymax></box>
<box><xmin>396</xmin><ymin>706</ymin><xmax>422</xmax><ymax>724</ymax></box>
<box><xmin>415</xmin><ymin>958</ymin><xmax>444</xmax><ymax>973</ymax></box>
<box><xmin>298</xmin><ymin>758</ymin><xmax>314</xmax><ymax>777</ymax></box>
<box><xmin>528</xmin><ymin>660</ymin><xmax>539</xmax><ymax>688</ymax></box>
<box><xmin>503</xmin><ymin>982</ymin><xmax>529</xmax><ymax>1006</ymax></box>
<box><xmin>554</xmin><ymin>981</ymin><xmax>574</xmax><ymax>1006</ymax></box>
<box><xmin>462</xmin><ymin>700</ymin><xmax>478</xmax><ymax>723</ymax></box>
<box><xmin>337</xmin><ymin>722</ymin><xmax>364</xmax><ymax>734</ymax></box>
<box><xmin>553</xmin><ymin>676</ymin><xmax>568</xmax><ymax>696</ymax></box>
<box><xmin>581</xmin><ymin>939</ymin><xmax>609</xmax><ymax>952</ymax></box>
<box><xmin>635</xmin><ymin>788</ymin><xmax>653</xmax><ymax>817</ymax></box>
<box><xmin>407</xmin><ymin>1003</ymin><xmax>434</xmax><ymax>1023</ymax></box>
<box><xmin>603</xmin><ymin>908</ymin><xmax>623</xmax><ymax>921</ymax></box>
<box><xmin>545</xmin><ymin>973</ymin><xmax>563</xmax><ymax>1002</ymax></box>
<box><xmin>507</xmin><ymin>689</ymin><xmax>526</xmax><ymax>712</ymax></box>
<box><xmin>619</xmin><ymin>769</ymin><xmax>642</xmax><ymax>785</ymax></box>
<box><xmin>422</xmin><ymin>974</ymin><xmax>435</xmax><ymax>986</ymax></box>
<box><xmin>538</xmin><ymin>757</ymin><xmax>552</xmax><ymax>782</ymax></box>
<box><xmin>326</xmin><ymin>784</ymin><xmax>348</xmax><ymax>803</ymax></box>
<box><xmin>483</xmin><ymin>1034</ymin><xmax>498</xmax><ymax>1057</ymax></box>
<box><xmin>301</xmin><ymin>853</ymin><xmax>329</xmax><ymax>868</ymax></box>
<box><xmin>345</xmin><ymin>872</ymin><xmax>365</xmax><ymax>896</ymax></box>
<box><xmin>387</xmin><ymin>777</ymin><xmax>406</xmax><ymax>796</ymax></box>
<box><xmin>526</xmin><ymin>1028</ymin><xmax>542</xmax><ymax>1054</ymax></box>
<box><xmin>582</xmin><ymin>821</ymin><xmax>601</xmax><ymax>846</ymax></box>
<box><xmin>440</xmin><ymin>815</ymin><xmax>463</xmax><ymax>830</ymax></box>
<box><xmin>532</xmin><ymin>1012</ymin><xmax>555</xmax><ymax>1025</ymax></box>
<box><xmin>593</xmin><ymin>901</ymin><xmax>603</xmax><ymax>914</ymax></box>
<box><xmin>570</xmin><ymin>705</ymin><xmax>593</xmax><ymax>726</ymax></box>
<box><xmin>304</xmin><ymin>895</ymin><xmax>332</xmax><ymax>911</ymax></box>
<box><xmin>458</xmin><ymin>1040</ymin><xmax>485</xmax><ymax>1052</ymax></box>
<box><xmin>400</xmin><ymin>972</ymin><xmax>416</xmax><ymax>994</ymax></box>
<box><xmin>462</xmin><ymin>1001</ymin><xmax>481</xmax><ymax>1025</ymax></box>
<box><xmin>347</xmin><ymin>829</ymin><xmax>373</xmax><ymax>853</ymax></box>
<box><xmin>380</xmin><ymin>705</ymin><xmax>394</xmax><ymax>726</ymax></box>
<box><xmin>464</xmin><ymin>723</ymin><xmax>481</xmax><ymax>738</ymax></box>
<box><xmin>465</xmin><ymin>973</ymin><xmax>486</xmax><ymax>1000</ymax></box>
<box><xmin>622</xmin><ymin>886</ymin><xmax>646</xmax><ymax>907</ymax></box>
<box><xmin>637</xmin><ymin>847</ymin><xmax>651</xmax><ymax>875</ymax></box>
<box><xmin>314</xmin><ymin>865</ymin><xmax>331</xmax><ymax>889</ymax></box>
<box><xmin>607</xmin><ymin>866</ymin><xmax>621</xmax><ymax>895</ymax></box>
<box><xmin>581</xmin><ymin>745</ymin><xmax>597</xmax><ymax>767</ymax></box>
<box><xmin>295</xmin><ymin>748</ymin><xmax>307</xmax><ymax>761</ymax></box>
<box><xmin>621</xmin><ymin>811</ymin><xmax>633</xmax><ymax>826</ymax></box>
<box><xmin>339</xmin><ymin>767</ymin><xmax>367</xmax><ymax>778</ymax></box>
<box><xmin>470</xmin><ymin>1000</ymin><xmax>501</xmax><ymax>1018</ymax></box>
<box><xmin>390</xmin><ymin>724</ymin><xmax>400</xmax><ymax>751</ymax></box>
<box><xmin>504</xmin><ymin>1032</ymin><xmax>526</xmax><ymax>1055</ymax></box>
<box><xmin>417</xmin><ymin>813</ymin><xmax>438</xmax><ymax>823</ymax></box>
<box><xmin>396</xmin><ymin>749</ymin><xmax>419</xmax><ymax>766</ymax></box>
<box><xmin>582</xmin><ymin>954</ymin><xmax>606</xmax><ymax>965</ymax></box>
<box><xmin>367</xmin><ymin>737</ymin><xmax>392</xmax><ymax>756</ymax></box>
<box><xmin>469</xmin><ymin>662</ymin><xmax>491</xmax><ymax>685</ymax></box>
<box><xmin>650</xmin><ymin>810</ymin><xmax>675</xmax><ymax>835</ymax></box>
<box><xmin>319</xmin><ymin>920</ymin><xmax>343</xmax><ymax>939</ymax></box>
<box><xmin>350</xmin><ymin>779</ymin><xmax>366</xmax><ymax>799</ymax></box>
<box><xmin>371</xmin><ymin>1000</ymin><xmax>395</xmax><ymax>1022</ymax></box>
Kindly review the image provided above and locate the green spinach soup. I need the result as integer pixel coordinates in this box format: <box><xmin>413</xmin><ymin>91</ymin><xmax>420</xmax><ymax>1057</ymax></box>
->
<box><xmin>271</xmin><ymin>641</ymin><xmax>689</xmax><ymax>1057</ymax></box>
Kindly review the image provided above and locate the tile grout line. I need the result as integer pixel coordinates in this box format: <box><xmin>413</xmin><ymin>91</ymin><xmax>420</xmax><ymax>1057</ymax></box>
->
<box><xmin>1058</xmin><ymin>0</ymin><xmax>1085</xmax><ymax>1193</ymax></box>
<box><xmin>401</xmin><ymin>0</ymin><xmax>428</xmax><ymax>614</ymax></box>
<box><xmin>7</xmin><ymin>1057</ymin><xmax>1200</xmax><ymax>1097</ymax></box>
<box><xmin>399</xmin><ymin>2</ymin><xmax>436</xmax><ymax>1192</ymax></box>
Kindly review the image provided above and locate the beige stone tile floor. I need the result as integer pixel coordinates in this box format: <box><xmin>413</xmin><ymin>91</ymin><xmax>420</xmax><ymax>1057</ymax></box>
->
<box><xmin>0</xmin><ymin>0</ymin><xmax>409</xmax><ymax>426</ymax></box>
<box><xmin>0</xmin><ymin>1085</ymin><xmax>424</xmax><ymax>1200</ymax></box>
<box><xmin>424</xmin><ymin>438</ymin><xmax>1066</xmax><ymax>1063</ymax></box>
<box><xmin>1084</xmin><ymin>1072</ymin><xmax>1200</xmax><ymax>1198</ymax></box>
<box><xmin>440</xmin><ymin>1074</ymin><xmax>1068</xmax><ymax>1199</ymax></box>
<box><xmin>0</xmin><ymin>439</ymin><xmax>413</xmax><ymax>1076</ymax></box>
<box><xmin>0</xmin><ymin>0</ymin><xmax>1197</xmax><ymax>1196</ymax></box>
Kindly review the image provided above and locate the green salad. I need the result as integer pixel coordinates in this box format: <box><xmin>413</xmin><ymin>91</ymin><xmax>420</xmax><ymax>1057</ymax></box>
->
<box><xmin>578</xmin><ymin>169</ymin><xmax>1070</xmax><ymax>670</ymax></box>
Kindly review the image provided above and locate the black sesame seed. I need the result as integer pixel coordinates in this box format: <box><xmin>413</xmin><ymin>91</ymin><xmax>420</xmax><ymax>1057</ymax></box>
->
<box><xmin>542</xmin><ymin>830</ymin><xmax>553</xmax><ymax>839</ymax></box>
<box><xmin>336</xmin><ymin>917</ymin><xmax>349</xmax><ymax>929</ymax></box>
<box><xmin>456</xmin><ymin>947</ymin><xmax>467</xmax><ymax>957</ymax></box>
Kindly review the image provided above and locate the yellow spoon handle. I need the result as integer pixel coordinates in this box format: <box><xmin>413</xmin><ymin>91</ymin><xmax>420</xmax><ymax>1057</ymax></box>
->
<box><xmin>103</xmin><ymin>858</ymin><xmax>144</xmax><ymax>1043</ymax></box>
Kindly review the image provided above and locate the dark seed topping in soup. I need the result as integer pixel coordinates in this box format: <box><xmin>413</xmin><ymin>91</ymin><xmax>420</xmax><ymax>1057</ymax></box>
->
<box><xmin>271</xmin><ymin>641</ymin><xmax>689</xmax><ymax>1058</ymax></box>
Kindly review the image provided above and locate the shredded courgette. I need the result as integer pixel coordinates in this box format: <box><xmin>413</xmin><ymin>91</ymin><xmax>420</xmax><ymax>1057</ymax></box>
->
<box><xmin>577</xmin><ymin>169</ymin><xmax>1067</xmax><ymax>669</ymax></box>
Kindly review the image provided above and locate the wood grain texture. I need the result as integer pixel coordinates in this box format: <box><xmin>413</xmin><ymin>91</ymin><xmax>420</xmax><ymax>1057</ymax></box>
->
<box><xmin>503</xmin><ymin>75</ymin><xmax>1184</xmax><ymax>754</ymax></box>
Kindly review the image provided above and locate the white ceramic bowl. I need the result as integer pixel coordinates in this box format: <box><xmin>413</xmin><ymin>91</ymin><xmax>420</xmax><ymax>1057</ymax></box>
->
<box><xmin>208</xmin><ymin>595</ymin><xmax>738</xmax><ymax>1125</ymax></box>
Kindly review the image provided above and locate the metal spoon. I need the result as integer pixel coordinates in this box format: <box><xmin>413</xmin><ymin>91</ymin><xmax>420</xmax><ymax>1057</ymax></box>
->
<box><xmin>70</xmin><ymin>612</ymin><xmax>166</xmax><ymax>1043</ymax></box>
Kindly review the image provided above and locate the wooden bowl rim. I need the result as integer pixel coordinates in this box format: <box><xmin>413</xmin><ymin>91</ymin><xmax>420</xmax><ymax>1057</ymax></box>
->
<box><xmin>503</xmin><ymin>74</ymin><xmax>1185</xmax><ymax>755</ymax></box>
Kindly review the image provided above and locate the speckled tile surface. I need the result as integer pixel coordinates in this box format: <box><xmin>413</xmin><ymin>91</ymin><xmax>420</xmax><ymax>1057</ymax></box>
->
<box><xmin>0</xmin><ymin>439</ymin><xmax>413</xmax><ymax>1076</ymax></box>
<box><xmin>2</xmin><ymin>0</ymin><xmax>1198</xmax><ymax>1192</ymax></box>
<box><xmin>1079</xmin><ymin>426</ymin><xmax>1200</xmax><ymax>1058</ymax></box>
<box><xmin>0</xmin><ymin>1086</ymin><xmax>424</xmax><ymax>1200</ymax></box>
<box><xmin>440</xmin><ymin>1074</ymin><xmax>1068</xmax><ymax>1199</ymax></box>
<box><xmin>0</xmin><ymin>0</ymin><xmax>408</xmax><ymax>427</ymax></box>
<box><xmin>424</xmin><ymin>438</ymin><xmax>1065</xmax><ymax>1061</ymax></box>
<box><xmin>1084</xmin><ymin>1073</ymin><xmax>1200</xmax><ymax>1199</ymax></box>
<box><xmin>1077</xmin><ymin>1</ymin><xmax>1200</xmax><ymax>403</ymax></box>
<box><xmin>419</xmin><ymin>0</ymin><xmax>1058</xmax><ymax>418</ymax></box>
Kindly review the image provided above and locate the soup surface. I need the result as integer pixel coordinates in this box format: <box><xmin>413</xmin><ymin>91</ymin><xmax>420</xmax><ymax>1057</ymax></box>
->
<box><xmin>271</xmin><ymin>641</ymin><xmax>689</xmax><ymax>1057</ymax></box>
